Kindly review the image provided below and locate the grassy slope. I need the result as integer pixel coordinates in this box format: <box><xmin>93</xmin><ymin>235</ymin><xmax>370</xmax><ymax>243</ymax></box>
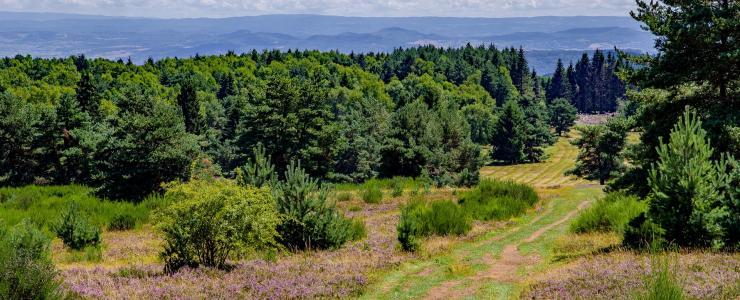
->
<box><xmin>361</xmin><ymin>133</ymin><xmax>603</xmax><ymax>299</ymax></box>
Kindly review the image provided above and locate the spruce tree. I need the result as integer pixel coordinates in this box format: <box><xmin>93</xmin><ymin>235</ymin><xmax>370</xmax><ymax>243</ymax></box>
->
<box><xmin>177</xmin><ymin>78</ymin><xmax>201</xmax><ymax>134</ymax></box>
<box><xmin>491</xmin><ymin>100</ymin><xmax>526</xmax><ymax>164</ymax></box>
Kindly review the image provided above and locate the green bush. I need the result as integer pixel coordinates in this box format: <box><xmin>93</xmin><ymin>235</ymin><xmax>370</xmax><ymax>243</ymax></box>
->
<box><xmin>458</xmin><ymin>179</ymin><xmax>538</xmax><ymax>221</ymax></box>
<box><xmin>623</xmin><ymin>212</ymin><xmax>666</xmax><ymax>250</ymax></box>
<box><xmin>275</xmin><ymin>161</ymin><xmax>357</xmax><ymax>250</ymax></box>
<box><xmin>570</xmin><ymin>193</ymin><xmax>647</xmax><ymax>234</ymax></box>
<box><xmin>0</xmin><ymin>221</ymin><xmax>63</xmax><ymax>299</ymax></box>
<box><xmin>397</xmin><ymin>198</ymin><xmax>471</xmax><ymax>252</ymax></box>
<box><xmin>157</xmin><ymin>179</ymin><xmax>280</xmax><ymax>273</ymax></box>
<box><xmin>361</xmin><ymin>182</ymin><xmax>383</xmax><ymax>204</ymax></box>
<box><xmin>108</xmin><ymin>212</ymin><xmax>137</xmax><ymax>231</ymax></box>
<box><xmin>53</xmin><ymin>202</ymin><xmax>101</xmax><ymax>250</ymax></box>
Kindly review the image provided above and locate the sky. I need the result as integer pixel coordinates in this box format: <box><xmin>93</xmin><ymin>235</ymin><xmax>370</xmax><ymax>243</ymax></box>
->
<box><xmin>0</xmin><ymin>0</ymin><xmax>637</xmax><ymax>18</ymax></box>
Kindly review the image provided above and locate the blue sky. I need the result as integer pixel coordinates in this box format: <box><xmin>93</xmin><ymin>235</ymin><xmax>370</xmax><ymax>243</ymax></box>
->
<box><xmin>0</xmin><ymin>0</ymin><xmax>637</xmax><ymax>18</ymax></box>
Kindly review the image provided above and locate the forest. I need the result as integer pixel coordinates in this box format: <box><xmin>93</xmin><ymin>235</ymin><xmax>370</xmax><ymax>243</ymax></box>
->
<box><xmin>0</xmin><ymin>45</ymin><xmax>625</xmax><ymax>201</ymax></box>
<box><xmin>0</xmin><ymin>0</ymin><xmax>737</xmax><ymax>299</ymax></box>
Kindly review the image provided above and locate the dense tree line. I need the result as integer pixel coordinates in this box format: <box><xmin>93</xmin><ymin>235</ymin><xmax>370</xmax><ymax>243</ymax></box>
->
<box><xmin>545</xmin><ymin>50</ymin><xmax>627</xmax><ymax>113</ymax></box>
<box><xmin>0</xmin><ymin>44</ymin><xmax>591</xmax><ymax>200</ymax></box>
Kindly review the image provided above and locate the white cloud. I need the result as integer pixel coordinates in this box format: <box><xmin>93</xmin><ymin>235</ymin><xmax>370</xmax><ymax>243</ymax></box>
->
<box><xmin>0</xmin><ymin>0</ymin><xmax>637</xmax><ymax>18</ymax></box>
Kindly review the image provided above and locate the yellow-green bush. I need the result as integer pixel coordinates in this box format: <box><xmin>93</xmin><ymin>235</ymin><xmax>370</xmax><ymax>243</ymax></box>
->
<box><xmin>157</xmin><ymin>179</ymin><xmax>280</xmax><ymax>273</ymax></box>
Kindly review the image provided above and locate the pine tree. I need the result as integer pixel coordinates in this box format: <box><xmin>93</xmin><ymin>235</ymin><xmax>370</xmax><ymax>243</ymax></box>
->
<box><xmin>648</xmin><ymin>108</ymin><xmax>722</xmax><ymax>247</ymax></box>
<box><xmin>546</xmin><ymin>59</ymin><xmax>571</xmax><ymax>102</ymax></box>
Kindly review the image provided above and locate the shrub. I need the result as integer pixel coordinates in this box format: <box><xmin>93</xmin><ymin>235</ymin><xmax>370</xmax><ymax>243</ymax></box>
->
<box><xmin>108</xmin><ymin>212</ymin><xmax>136</xmax><ymax>231</ymax></box>
<box><xmin>53</xmin><ymin>202</ymin><xmax>101</xmax><ymax>250</ymax></box>
<box><xmin>570</xmin><ymin>192</ymin><xmax>647</xmax><ymax>234</ymax></box>
<box><xmin>623</xmin><ymin>212</ymin><xmax>666</xmax><ymax>250</ymax></box>
<box><xmin>349</xmin><ymin>219</ymin><xmax>367</xmax><ymax>241</ymax></box>
<box><xmin>458</xmin><ymin>179</ymin><xmax>538</xmax><ymax>221</ymax></box>
<box><xmin>397</xmin><ymin>198</ymin><xmax>471</xmax><ymax>252</ymax></box>
<box><xmin>0</xmin><ymin>221</ymin><xmax>63</xmax><ymax>299</ymax></box>
<box><xmin>157</xmin><ymin>179</ymin><xmax>280</xmax><ymax>273</ymax></box>
<box><xmin>275</xmin><ymin>161</ymin><xmax>357</xmax><ymax>250</ymax></box>
<box><xmin>361</xmin><ymin>181</ymin><xmax>383</xmax><ymax>204</ymax></box>
<box><xmin>335</xmin><ymin>192</ymin><xmax>353</xmax><ymax>202</ymax></box>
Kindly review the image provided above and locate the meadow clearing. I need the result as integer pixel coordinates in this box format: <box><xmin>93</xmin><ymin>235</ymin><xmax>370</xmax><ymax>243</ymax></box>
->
<box><xmin>2</xmin><ymin>132</ymin><xmax>737</xmax><ymax>299</ymax></box>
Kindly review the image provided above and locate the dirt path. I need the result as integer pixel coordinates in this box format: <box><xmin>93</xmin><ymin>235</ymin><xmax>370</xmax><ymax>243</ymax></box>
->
<box><xmin>360</xmin><ymin>134</ymin><xmax>602</xmax><ymax>300</ymax></box>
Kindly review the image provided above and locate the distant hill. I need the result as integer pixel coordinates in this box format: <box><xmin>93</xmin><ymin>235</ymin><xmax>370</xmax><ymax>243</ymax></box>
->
<box><xmin>0</xmin><ymin>12</ymin><xmax>654</xmax><ymax>72</ymax></box>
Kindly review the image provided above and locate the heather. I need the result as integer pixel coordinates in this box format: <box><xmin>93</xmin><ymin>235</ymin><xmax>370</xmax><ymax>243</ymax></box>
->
<box><xmin>523</xmin><ymin>252</ymin><xmax>740</xmax><ymax>300</ymax></box>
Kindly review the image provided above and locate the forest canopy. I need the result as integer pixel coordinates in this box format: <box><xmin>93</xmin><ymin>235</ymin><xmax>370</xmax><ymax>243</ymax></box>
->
<box><xmin>0</xmin><ymin>45</ymin><xmax>617</xmax><ymax>200</ymax></box>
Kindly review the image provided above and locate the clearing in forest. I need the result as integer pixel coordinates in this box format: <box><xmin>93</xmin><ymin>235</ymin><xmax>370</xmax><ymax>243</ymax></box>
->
<box><xmin>362</xmin><ymin>133</ymin><xmax>602</xmax><ymax>299</ymax></box>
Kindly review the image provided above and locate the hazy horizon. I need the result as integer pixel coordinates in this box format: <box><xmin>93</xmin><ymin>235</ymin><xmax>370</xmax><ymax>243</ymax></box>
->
<box><xmin>0</xmin><ymin>0</ymin><xmax>636</xmax><ymax>19</ymax></box>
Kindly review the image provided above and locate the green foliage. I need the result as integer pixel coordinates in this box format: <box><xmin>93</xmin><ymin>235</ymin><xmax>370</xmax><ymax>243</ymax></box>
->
<box><xmin>630</xmin><ymin>0</ymin><xmax>737</xmax><ymax>101</ymax></box>
<box><xmin>236</xmin><ymin>144</ymin><xmax>277</xmax><ymax>188</ymax></box>
<box><xmin>0</xmin><ymin>221</ymin><xmax>63</xmax><ymax>300</ymax></box>
<box><xmin>397</xmin><ymin>198</ymin><xmax>471</xmax><ymax>252</ymax></box>
<box><xmin>108</xmin><ymin>212</ymin><xmax>136</xmax><ymax>231</ymax></box>
<box><xmin>361</xmin><ymin>181</ymin><xmax>384</xmax><ymax>204</ymax></box>
<box><xmin>0</xmin><ymin>185</ymin><xmax>156</xmax><ymax>230</ymax></box>
<box><xmin>458</xmin><ymin>179</ymin><xmax>539</xmax><ymax>221</ymax></box>
<box><xmin>389</xmin><ymin>177</ymin><xmax>405</xmax><ymax>197</ymax></box>
<box><xmin>623</xmin><ymin>212</ymin><xmax>666</xmax><ymax>250</ymax></box>
<box><xmin>548</xmin><ymin>98</ymin><xmax>578</xmax><ymax>136</ymax></box>
<box><xmin>92</xmin><ymin>87</ymin><xmax>200</xmax><ymax>200</ymax></box>
<box><xmin>570</xmin><ymin>192</ymin><xmax>647</xmax><ymax>234</ymax></box>
<box><xmin>646</xmin><ymin>108</ymin><xmax>736</xmax><ymax>249</ymax></box>
<box><xmin>274</xmin><ymin>161</ymin><xmax>357</xmax><ymax>250</ymax></box>
<box><xmin>157</xmin><ymin>179</ymin><xmax>280</xmax><ymax>273</ymax></box>
<box><xmin>53</xmin><ymin>202</ymin><xmax>102</xmax><ymax>250</ymax></box>
<box><xmin>568</xmin><ymin>118</ymin><xmax>627</xmax><ymax>185</ymax></box>
<box><xmin>490</xmin><ymin>100</ymin><xmax>526</xmax><ymax>164</ymax></box>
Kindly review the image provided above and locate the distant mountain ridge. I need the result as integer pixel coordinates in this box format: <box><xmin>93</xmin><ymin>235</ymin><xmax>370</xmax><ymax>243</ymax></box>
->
<box><xmin>0</xmin><ymin>12</ymin><xmax>655</xmax><ymax>73</ymax></box>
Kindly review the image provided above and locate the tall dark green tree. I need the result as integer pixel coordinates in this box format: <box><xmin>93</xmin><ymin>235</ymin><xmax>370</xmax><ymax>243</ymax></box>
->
<box><xmin>569</xmin><ymin>118</ymin><xmax>627</xmax><ymax>185</ymax></box>
<box><xmin>546</xmin><ymin>59</ymin><xmax>571</xmax><ymax>102</ymax></box>
<box><xmin>549</xmin><ymin>98</ymin><xmax>578</xmax><ymax>136</ymax></box>
<box><xmin>490</xmin><ymin>100</ymin><xmax>526</xmax><ymax>164</ymax></box>
<box><xmin>630</xmin><ymin>0</ymin><xmax>738</xmax><ymax>101</ymax></box>
<box><xmin>177</xmin><ymin>78</ymin><xmax>201</xmax><ymax>134</ymax></box>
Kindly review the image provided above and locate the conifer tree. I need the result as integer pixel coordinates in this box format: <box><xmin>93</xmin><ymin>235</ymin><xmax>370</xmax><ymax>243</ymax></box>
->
<box><xmin>177</xmin><ymin>78</ymin><xmax>201</xmax><ymax>134</ymax></box>
<box><xmin>490</xmin><ymin>100</ymin><xmax>526</xmax><ymax>164</ymax></box>
<box><xmin>549</xmin><ymin>98</ymin><xmax>578</xmax><ymax>136</ymax></box>
<box><xmin>648</xmin><ymin>109</ymin><xmax>722</xmax><ymax>247</ymax></box>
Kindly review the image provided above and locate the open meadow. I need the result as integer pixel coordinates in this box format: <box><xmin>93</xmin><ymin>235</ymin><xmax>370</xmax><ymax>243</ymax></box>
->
<box><xmin>1</xmin><ymin>131</ymin><xmax>735</xmax><ymax>299</ymax></box>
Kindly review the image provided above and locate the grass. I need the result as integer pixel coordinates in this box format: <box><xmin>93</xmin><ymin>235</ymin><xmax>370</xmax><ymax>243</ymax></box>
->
<box><xmin>0</xmin><ymin>185</ymin><xmax>166</xmax><ymax>232</ymax></box>
<box><xmin>570</xmin><ymin>192</ymin><xmax>647</xmax><ymax>234</ymax></box>
<box><xmin>636</xmin><ymin>256</ymin><xmax>685</xmax><ymax>300</ymax></box>
<box><xmin>458</xmin><ymin>179</ymin><xmax>539</xmax><ymax>221</ymax></box>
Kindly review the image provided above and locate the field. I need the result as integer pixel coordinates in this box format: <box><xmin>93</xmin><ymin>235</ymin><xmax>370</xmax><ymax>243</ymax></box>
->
<box><xmin>3</xmin><ymin>132</ymin><xmax>738</xmax><ymax>299</ymax></box>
